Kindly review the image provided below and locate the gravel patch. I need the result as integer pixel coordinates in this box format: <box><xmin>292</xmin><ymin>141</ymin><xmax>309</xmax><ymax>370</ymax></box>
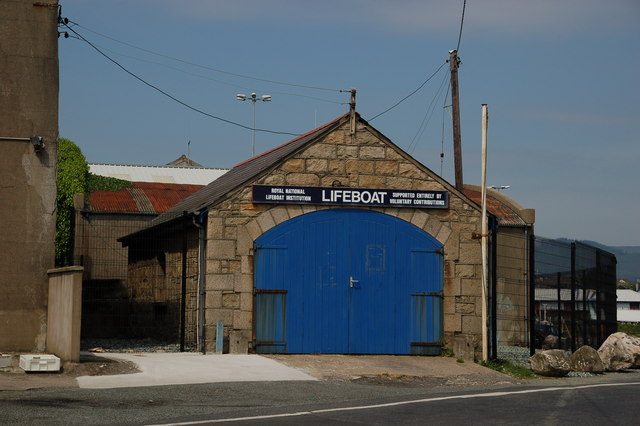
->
<box><xmin>80</xmin><ymin>338</ymin><xmax>191</xmax><ymax>353</ymax></box>
<box><xmin>567</xmin><ymin>371</ymin><xmax>597</xmax><ymax>378</ymax></box>
<box><xmin>497</xmin><ymin>345</ymin><xmax>531</xmax><ymax>367</ymax></box>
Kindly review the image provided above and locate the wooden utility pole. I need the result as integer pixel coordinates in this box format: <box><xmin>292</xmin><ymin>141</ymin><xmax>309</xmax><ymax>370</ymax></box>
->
<box><xmin>449</xmin><ymin>50</ymin><xmax>464</xmax><ymax>190</ymax></box>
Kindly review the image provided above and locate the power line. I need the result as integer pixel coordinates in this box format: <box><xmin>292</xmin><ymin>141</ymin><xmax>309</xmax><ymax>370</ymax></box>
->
<box><xmin>440</xmin><ymin>83</ymin><xmax>451</xmax><ymax>176</ymax></box>
<box><xmin>408</xmin><ymin>70</ymin><xmax>451</xmax><ymax>154</ymax></box>
<box><xmin>69</xmin><ymin>20</ymin><xmax>344</xmax><ymax>93</ymax></box>
<box><xmin>368</xmin><ymin>61</ymin><xmax>447</xmax><ymax>121</ymax></box>
<box><xmin>456</xmin><ymin>0</ymin><xmax>467</xmax><ymax>52</ymax></box>
<box><xmin>92</xmin><ymin>43</ymin><xmax>346</xmax><ymax>105</ymax></box>
<box><xmin>62</xmin><ymin>23</ymin><xmax>300</xmax><ymax>137</ymax></box>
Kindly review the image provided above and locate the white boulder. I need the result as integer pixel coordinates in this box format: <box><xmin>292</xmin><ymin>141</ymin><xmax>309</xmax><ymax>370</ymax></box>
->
<box><xmin>597</xmin><ymin>332</ymin><xmax>640</xmax><ymax>371</ymax></box>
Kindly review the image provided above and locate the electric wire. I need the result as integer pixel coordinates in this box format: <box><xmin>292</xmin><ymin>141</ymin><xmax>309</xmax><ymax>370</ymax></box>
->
<box><xmin>69</xmin><ymin>20</ymin><xmax>344</xmax><ymax>93</ymax></box>
<box><xmin>93</xmin><ymin>43</ymin><xmax>346</xmax><ymax>105</ymax></box>
<box><xmin>456</xmin><ymin>0</ymin><xmax>467</xmax><ymax>52</ymax></box>
<box><xmin>62</xmin><ymin>23</ymin><xmax>300</xmax><ymax>137</ymax></box>
<box><xmin>408</xmin><ymin>71</ymin><xmax>447</xmax><ymax>153</ymax></box>
<box><xmin>409</xmin><ymin>71</ymin><xmax>450</xmax><ymax>153</ymax></box>
<box><xmin>368</xmin><ymin>61</ymin><xmax>447</xmax><ymax>121</ymax></box>
<box><xmin>407</xmin><ymin>70</ymin><xmax>451</xmax><ymax>154</ymax></box>
<box><xmin>440</xmin><ymin>84</ymin><xmax>451</xmax><ymax>176</ymax></box>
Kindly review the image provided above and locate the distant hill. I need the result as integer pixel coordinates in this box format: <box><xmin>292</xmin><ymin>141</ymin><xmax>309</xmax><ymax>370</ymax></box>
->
<box><xmin>556</xmin><ymin>238</ymin><xmax>640</xmax><ymax>281</ymax></box>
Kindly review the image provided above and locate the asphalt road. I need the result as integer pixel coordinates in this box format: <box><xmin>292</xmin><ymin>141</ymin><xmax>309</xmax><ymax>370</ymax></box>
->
<box><xmin>1</xmin><ymin>372</ymin><xmax>639</xmax><ymax>425</ymax></box>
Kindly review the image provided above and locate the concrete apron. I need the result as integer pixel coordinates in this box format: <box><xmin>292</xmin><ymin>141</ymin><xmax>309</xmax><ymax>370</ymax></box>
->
<box><xmin>76</xmin><ymin>353</ymin><xmax>511</xmax><ymax>390</ymax></box>
<box><xmin>77</xmin><ymin>353</ymin><xmax>317</xmax><ymax>389</ymax></box>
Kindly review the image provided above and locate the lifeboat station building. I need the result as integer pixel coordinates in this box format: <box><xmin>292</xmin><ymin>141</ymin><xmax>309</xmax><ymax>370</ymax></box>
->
<box><xmin>123</xmin><ymin>112</ymin><xmax>512</xmax><ymax>357</ymax></box>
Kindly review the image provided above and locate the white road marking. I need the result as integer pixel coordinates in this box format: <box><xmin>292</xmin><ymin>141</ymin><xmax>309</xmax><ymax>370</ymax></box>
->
<box><xmin>147</xmin><ymin>381</ymin><xmax>640</xmax><ymax>425</ymax></box>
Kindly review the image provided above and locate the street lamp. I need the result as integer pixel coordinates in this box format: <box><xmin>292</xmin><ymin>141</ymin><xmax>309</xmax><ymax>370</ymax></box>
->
<box><xmin>236</xmin><ymin>93</ymin><xmax>271</xmax><ymax>157</ymax></box>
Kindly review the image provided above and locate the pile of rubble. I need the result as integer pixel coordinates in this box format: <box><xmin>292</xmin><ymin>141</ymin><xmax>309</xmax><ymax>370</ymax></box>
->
<box><xmin>530</xmin><ymin>332</ymin><xmax>640</xmax><ymax>377</ymax></box>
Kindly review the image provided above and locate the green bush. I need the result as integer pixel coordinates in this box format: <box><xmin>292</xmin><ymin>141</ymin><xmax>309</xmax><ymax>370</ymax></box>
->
<box><xmin>55</xmin><ymin>139</ymin><xmax>133</xmax><ymax>267</ymax></box>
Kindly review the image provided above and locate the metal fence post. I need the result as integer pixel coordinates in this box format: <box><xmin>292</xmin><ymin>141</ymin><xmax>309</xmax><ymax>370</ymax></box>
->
<box><xmin>490</xmin><ymin>219</ymin><xmax>498</xmax><ymax>360</ymax></box>
<box><xmin>529</xmin><ymin>233</ymin><xmax>536</xmax><ymax>356</ymax></box>
<box><xmin>570</xmin><ymin>242</ymin><xmax>576</xmax><ymax>352</ymax></box>
<box><xmin>595</xmin><ymin>249</ymin><xmax>602</xmax><ymax>346</ymax></box>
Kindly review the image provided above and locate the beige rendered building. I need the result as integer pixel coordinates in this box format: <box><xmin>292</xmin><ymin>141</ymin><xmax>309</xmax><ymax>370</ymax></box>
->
<box><xmin>0</xmin><ymin>0</ymin><xmax>59</xmax><ymax>351</ymax></box>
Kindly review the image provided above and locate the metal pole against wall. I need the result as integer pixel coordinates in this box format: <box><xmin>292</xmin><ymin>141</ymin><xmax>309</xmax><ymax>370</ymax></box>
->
<box><xmin>180</xmin><ymin>212</ymin><xmax>188</xmax><ymax>352</ymax></box>
<box><xmin>480</xmin><ymin>104</ymin><xmax>489</xmax><ymax>362</ymax></box>
<box><xmin>193</xmin><ymin>213</ymin><xmax>206</xmax><ymax>353</ymax></box>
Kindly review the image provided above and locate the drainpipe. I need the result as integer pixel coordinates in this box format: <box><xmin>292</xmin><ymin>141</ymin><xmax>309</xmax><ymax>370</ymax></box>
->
<box><xmin>192</xmin><ymin>210</ymin><xmax>207</xmax><ymax>353</ymax></box>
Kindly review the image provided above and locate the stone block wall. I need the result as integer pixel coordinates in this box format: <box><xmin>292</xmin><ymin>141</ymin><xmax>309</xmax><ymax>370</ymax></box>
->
<box><xmin>125</xmin><ymin>229</ymin><xmax>200</xmax><ymax>343</ymax></box>
<box><xmin>203</xmin><ymin>121</ymin><xmax>483</xmax><ymax>354</ymax></box>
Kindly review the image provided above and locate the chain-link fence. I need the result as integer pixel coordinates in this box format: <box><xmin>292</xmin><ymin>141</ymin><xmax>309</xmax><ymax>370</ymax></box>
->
<box><xmin>493</xmin><ymin>226</ymin><xmax>531</xmax><ymax>363</ymax></box>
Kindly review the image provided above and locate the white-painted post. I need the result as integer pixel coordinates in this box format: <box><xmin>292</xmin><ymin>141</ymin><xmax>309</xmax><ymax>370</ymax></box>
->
<box><xmin>481</xmin><ymin>104</ymin><xmax>489</xmax><ymax>362</ymax></box>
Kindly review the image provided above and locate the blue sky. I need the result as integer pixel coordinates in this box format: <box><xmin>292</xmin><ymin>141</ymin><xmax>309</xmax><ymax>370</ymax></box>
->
<box><xmin>58</xmin><ymin>0</ymin><xmax>640</xmax><ymax>246</ymax></box>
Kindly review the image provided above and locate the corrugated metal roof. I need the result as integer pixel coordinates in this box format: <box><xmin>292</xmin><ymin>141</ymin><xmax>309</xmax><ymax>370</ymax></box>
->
<box><xmin>535</xmin><ymin>288</ymin><xmax>595</xmax><ymax>301</ymax></box>
<box><xmin>462</xmin><ymin>188</ymin><xmax>527</xmax><ymax>226</ymax></box>
<box><xmin>617</xmin><ymin>289</ymin><xmax>640</xmax><ymax>302</ymax></box>
<box><xmin>89</xmin><ymin>163</ymin><xmax>228</xmax><ymax>185</ymax></box>
<box><xmin>86</xmin><ymin>182</ymin><xmax>204</xmax><ymax>214</ymax></box>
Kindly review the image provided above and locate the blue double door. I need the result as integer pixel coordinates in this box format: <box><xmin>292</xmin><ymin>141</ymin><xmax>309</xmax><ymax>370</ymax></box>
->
<box><xmin>254</xmin><ymin>209</ymin><xmax>443</xmax><ymax>354</ymax></box>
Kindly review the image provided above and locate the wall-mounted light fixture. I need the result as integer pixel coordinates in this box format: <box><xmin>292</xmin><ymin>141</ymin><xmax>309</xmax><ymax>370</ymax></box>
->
<box><xmin>0</xmin><ymin>136</ymin><xmax>45</xmax><ymax>152</ymax></box>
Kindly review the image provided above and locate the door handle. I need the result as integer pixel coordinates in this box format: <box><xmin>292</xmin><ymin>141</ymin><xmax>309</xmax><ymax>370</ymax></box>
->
<box><xmin>349</xmin><ymin>276</ymin><xmax>359</xmax><ymax>288</ymax></box>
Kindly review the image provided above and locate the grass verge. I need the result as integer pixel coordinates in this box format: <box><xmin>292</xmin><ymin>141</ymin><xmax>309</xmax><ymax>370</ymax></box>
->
<box><xmin>618</xmin><ymin>323</ymin><xmax>640</xmax><ymax>337</ymax></box>
<box><xmin>480</xmin><ymin>359</ymin><xmax>536</xmax><ymax>379</ymax></box>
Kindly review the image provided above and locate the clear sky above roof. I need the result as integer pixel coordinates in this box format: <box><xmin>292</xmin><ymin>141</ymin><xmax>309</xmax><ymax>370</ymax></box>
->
<box><xmin>58</xmin><ymin>0</ymin><xmax>640</xmax><ymax>246</ymax></box>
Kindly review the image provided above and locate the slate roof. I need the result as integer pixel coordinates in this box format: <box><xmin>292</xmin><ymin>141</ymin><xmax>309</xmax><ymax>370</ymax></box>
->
<box><xmin>130</xmin><ymin>112</ymin><xmax>481</xmax><ymax>238</ymax></box>
<box><xmin>147</xmin><ymin>113</ymin><xmax>350</xmax><ymax>228</ymax></box>
<box><xmin>87</xmin><ymin>182</ymin><xmax>204</xmax><ymax>214</ymax></box>
<box><xmin>167</xmin><ymin>154</ymin><xmax>203</xmax><ymax>167</ymax></box>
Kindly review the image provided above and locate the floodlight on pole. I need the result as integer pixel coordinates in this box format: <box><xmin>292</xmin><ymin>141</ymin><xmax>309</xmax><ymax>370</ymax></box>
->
<box><xmin>236</xmin><ymin>92</ymin><xmax>271</xmax><ymax>157</ymax></box>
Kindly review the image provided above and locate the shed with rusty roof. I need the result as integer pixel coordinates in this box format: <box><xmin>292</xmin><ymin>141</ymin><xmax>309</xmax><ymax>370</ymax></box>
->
<box><xmin>73</xmin><ymin>181</ymin><xmax>204</xmax><ymax>339</ymax></box>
